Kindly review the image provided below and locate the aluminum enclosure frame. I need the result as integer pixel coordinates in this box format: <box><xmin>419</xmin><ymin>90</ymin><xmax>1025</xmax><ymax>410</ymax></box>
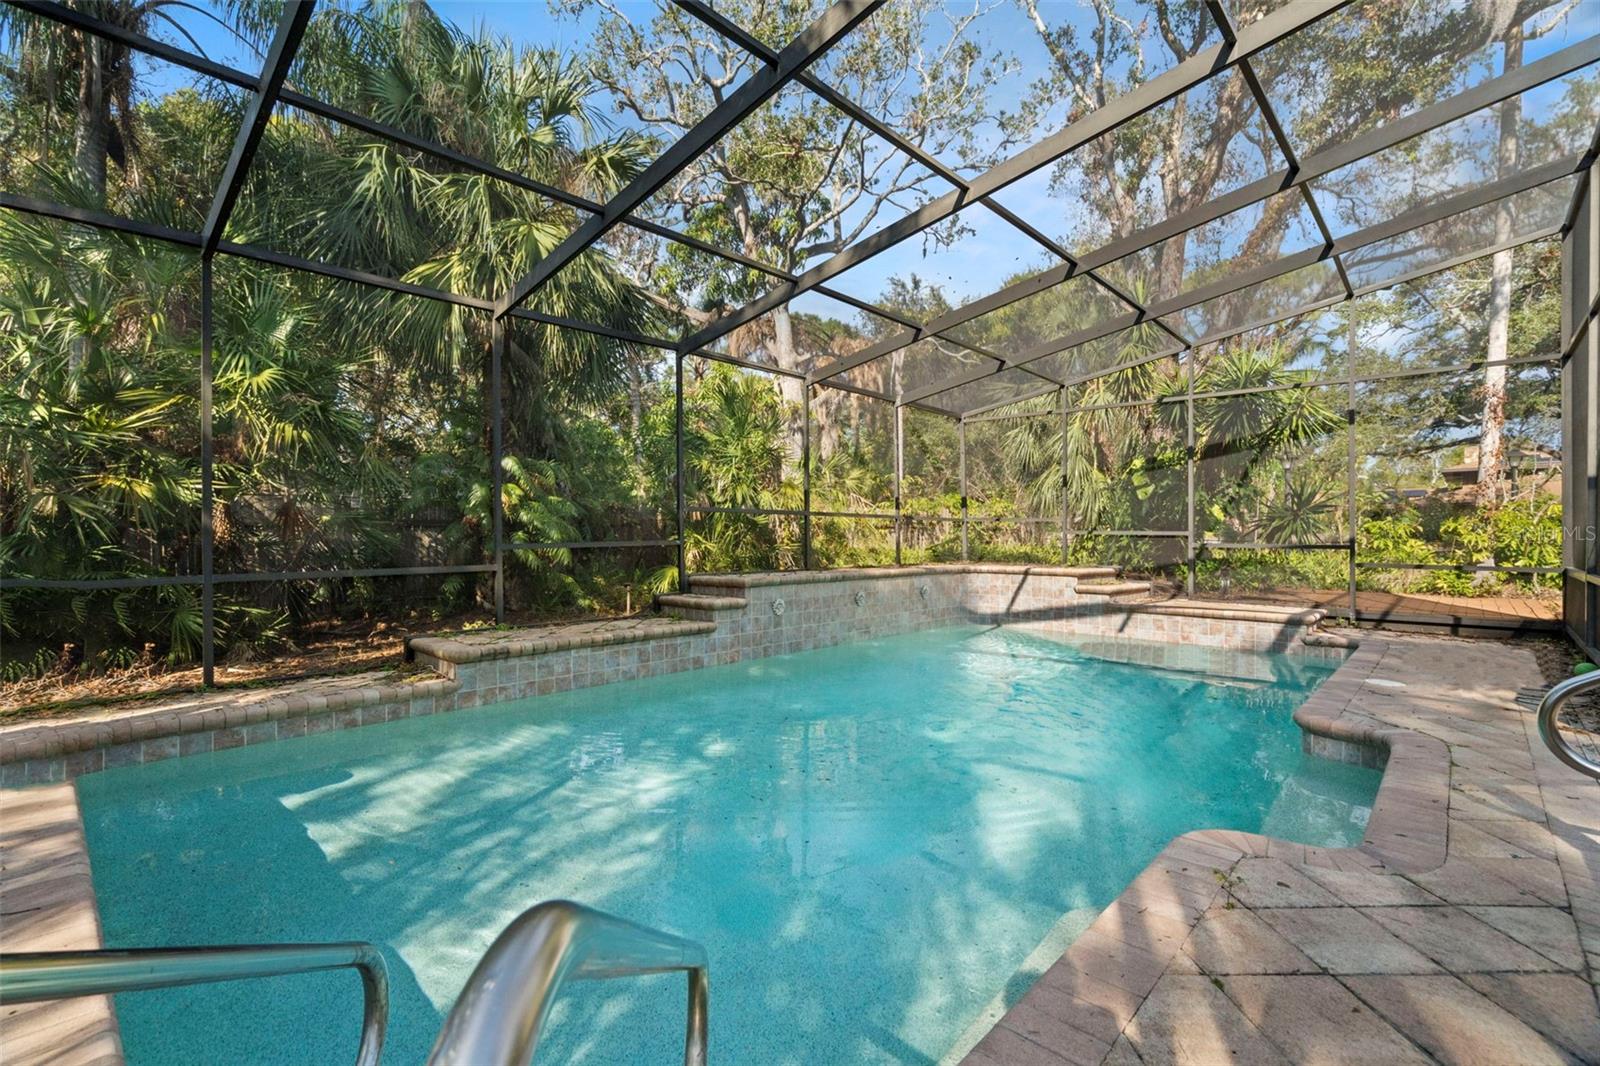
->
<box><xmin>3</xmin><ymin>0</ymin><xmax>1596</xmax><ymax>682</ymax></box>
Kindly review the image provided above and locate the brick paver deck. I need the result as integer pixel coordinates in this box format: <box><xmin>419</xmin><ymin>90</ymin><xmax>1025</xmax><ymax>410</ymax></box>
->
<box><xmin>1225</xmin><ymin>588</ymin><xmax>1561</xmax><ymax>625</ymax></box>
<box><xmin>962</xmin><ymin>634</ymin><xmax>1600</xmax><ymax>1065</ymax></box>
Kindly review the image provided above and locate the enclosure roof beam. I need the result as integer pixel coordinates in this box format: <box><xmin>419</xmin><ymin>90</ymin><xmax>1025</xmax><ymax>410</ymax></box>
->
<box><xmin>1204</xmin><ymin>0</ymin><xmax>1354</xmax><ymax>300</ymax></box>
<box><xmin>685</xmin><ymin>348</ymin><xmax>957</xmax><ymax>417</ymax></box>
<box><xmin>5</xmin><ymin>0</ymin><xmax>951</xmax><ymax>344</ymax></box>
<box><xmin>804</xmin><ymin>30</ymin><xmax>1600</xmax><ymax>387</ymax></box>
<box><xmin>1343</xmin><ymin>222</ymin><xmax>1564</xmax><ymax>302</ymax></box>
<box><xmin>497</xmin><ymin>0</ymin><xmax>884</xmax><ymax>319</ymax></box>
<box><xmin>0</xmin><ymin>192</ymin><xmax>203</xmax><ymax>248</ymax></box>
<box><xmin>200</xmin><ymin>1</ymin><xmax>313</xmax><ymax>258</ymax></box>
<box><xmin>215</xmin><ymin>240</ymin><xmax>492</xmax><ymax>308</ymax></box>
<box><xmin>669</xmin><ymin>0</ymin><xmax>971</xmax><ymax>191</ymax></box>
<box><xmin>505</xmin><ymin>310</ymin><xmax>678</xmax><ymax>350</ymax></box>
<box><xmin>0</xmin><ymin>188</ymin><xmax>730</xmax><ymax>351</ymax></box>
<box><xmin>903</xmin><ymin>155</ymin><xmax>1583</xmax><ymax>410</ymax></box>
<box><xmin>669</xmin><ymin>1</ymin><xmax>1180</xmax><ymax>345</ymax></box>
<box><xmin>958</xmin><ymin>384</ymin><xmax>1064</xmax><ymax>419</ymax></box>
<box><xmin>1560</xmin><ymin>117</ymin><xmax>1600</xmax><ymax>233</ymax></box>
<box><xmin>679</xmin><ymin>0</ymin><xmax>1353</xmax><ymax>357</ymax></box>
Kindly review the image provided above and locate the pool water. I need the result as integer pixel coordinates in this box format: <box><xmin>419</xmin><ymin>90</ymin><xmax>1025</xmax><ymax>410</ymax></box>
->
<box><xmin>77</xmin><ymin>625</ymin><xmax>1378</xmax><ymax>1065</ymax></box>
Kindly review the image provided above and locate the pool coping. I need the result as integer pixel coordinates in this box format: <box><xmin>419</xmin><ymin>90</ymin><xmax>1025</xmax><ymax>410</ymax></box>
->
<box><xmin>0</xmin><ymin>784</ymin><xmax>121</xmax><ymax>1065</ymax></box>
<box><xmin>0</xmin><ymin>632</ymin><xmax>1434</xmax><ymax>1066</ymax></box>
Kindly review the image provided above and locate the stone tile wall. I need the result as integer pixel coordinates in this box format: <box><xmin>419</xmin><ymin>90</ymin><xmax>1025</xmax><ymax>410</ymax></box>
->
<box><xmin>0</xmin><ymin>565</ymin><xmax>1339</xmax><ymax>783</ymax></box>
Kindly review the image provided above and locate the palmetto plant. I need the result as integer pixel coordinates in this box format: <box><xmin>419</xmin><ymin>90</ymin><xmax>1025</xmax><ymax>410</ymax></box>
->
<box><xmin>1</xmin><ymin>1</ymin><xmax>658</xmax><ymax>670</ymax></box>
<box><xmin>995</xmin><ymin>319</ymin><xmax>1184</xmax><ymax>530</ymax></box>
<box><xmin>682</xmin><ymin>364</ymin><xmax>798</xmax><ymax>574</ymax></box>
<box><xmin>1255</xmin><ymin>478</ymin><xmax>1338</xmax><ymax>544</ymax></box>
<box><xmin>1194</xmin><ymin>345</ymin><xmax>1345</xmax><ymax>543</ymax></box>
<box><xmin>992</xmin><ymin>337</ymin><xmax>1343</xmax><ymax>541</ymax></box>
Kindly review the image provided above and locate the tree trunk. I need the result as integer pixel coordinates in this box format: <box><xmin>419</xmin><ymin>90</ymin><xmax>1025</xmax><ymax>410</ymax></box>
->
<box><xmin>770</xmin><ymin>306</ymin><xmax>807</xmax><ymax>463</ymax></box>
<box><xmin>625</xmin><ymin>356</ymin><xmax>647</xmax><ymax>496</ymax></box>
<box><xmin>1477</xmin><ymin>20</ymin><xmax>1524</xmax><ymax>504</ymax></box>
<box><xmin>73</xmin><ymin>36</ymin><xmax>110</xmax><ymax>201</ymax></box>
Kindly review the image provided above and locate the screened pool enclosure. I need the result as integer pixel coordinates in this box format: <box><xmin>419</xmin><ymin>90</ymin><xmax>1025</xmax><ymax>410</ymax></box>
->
<box><xmin>3</xmin><ymin>0</ymin><xmax>1599</xmax><ymax>688</ymax></box>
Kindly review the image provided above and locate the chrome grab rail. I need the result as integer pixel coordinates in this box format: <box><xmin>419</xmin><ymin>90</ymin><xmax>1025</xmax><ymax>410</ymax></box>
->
<box><xmin>427</xmin><ymin>899</ymin><xmax>709</xmax><ymax>1066</ymax></box>
<box><xmin>0</xmin><ymin>943</ymin><xmax>388</xmax><ymax>1066</ymax></box>
<box><xmin>1537</xmin><ymin>670</ymin><xmax>1600</xmax><ymax>780</ymax></box>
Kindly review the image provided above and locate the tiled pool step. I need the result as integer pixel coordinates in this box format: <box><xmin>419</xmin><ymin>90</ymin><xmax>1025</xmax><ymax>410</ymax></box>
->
<box><xmin>407</xmin><ymin>615</ymin><xmax>717</xmax><ymax>667</ymax></box>
<box><xmin>654</xmin><ymin>593</ymin><xmax>749</xmax><ymax>612</ymax></box>
<box><xmin>688</xmin><ymin>563</ymin><xmax>1121</xmax><ymax>589</ymax></box>
<box><xmin>1072</xmin><ymin>580</ymin><xmax>1152</xmax><ymax>600</ymax></box>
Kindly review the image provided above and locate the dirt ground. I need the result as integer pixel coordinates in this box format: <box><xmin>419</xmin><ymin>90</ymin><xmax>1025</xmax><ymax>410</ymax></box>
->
<box><xmin>0</xmin><ymin>606</ymin><xmax>635</xmax><ymax>721</ymax></box>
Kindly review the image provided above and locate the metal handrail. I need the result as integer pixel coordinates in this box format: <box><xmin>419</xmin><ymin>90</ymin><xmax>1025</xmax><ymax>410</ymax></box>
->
<box><xmin>1537</xmin><ymin>671</ymin><xmax>1600</xmax><ymax>780</ymax></box>
<box><xmin>427</xmin><ymin>900</ymin><xmax>709</xmax><ymax>1066</ymax></box>
<box><xmin>0</xmin><ymin>942</ymin><xmax>388</xmax><ymax>1066</ymax></box>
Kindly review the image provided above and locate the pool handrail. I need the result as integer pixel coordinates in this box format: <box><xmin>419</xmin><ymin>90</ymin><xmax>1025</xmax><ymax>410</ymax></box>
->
<box><xmin>427</xmin><ymin>899</ymin><xmax>709</xmax><ymax>1066</ymax></box>
<box><xmin>0</xmin><ymin>941</ymin><xmax>389</xmax><ymax>1066</ymax></box>
<box><xmin>1537</xmin><ymin>670</ymin><xmax>1600</xmax><ymax>780</ymax></box>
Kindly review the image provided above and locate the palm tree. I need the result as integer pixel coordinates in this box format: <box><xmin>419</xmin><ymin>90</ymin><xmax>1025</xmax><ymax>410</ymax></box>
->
<box><xmin>1</xmin><ymin>1</ymin><xmax>667</xmax><ymax>671</ymax></box>
<box><xmin>234</xmin><ymin>0</ymin><xmax>660</xmax><ymax>448</ymax></box>
<box><xmin>680</xmin><ymin>364</ymin><xmax>797</xmax><ymax>574</ymax></box>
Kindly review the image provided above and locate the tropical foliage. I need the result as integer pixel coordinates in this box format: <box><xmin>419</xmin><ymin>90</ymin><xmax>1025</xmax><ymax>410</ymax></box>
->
<box><xmin>0</xmin><ymin>0</ymin><xmax>1580</xmax><ymax>691</ymax></box>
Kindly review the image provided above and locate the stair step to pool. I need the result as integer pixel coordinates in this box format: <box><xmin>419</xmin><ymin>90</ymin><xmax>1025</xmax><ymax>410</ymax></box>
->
<box><xmin>1074</xmin><ymin>580</ymin><xmax>1151</xmax><ymax>598</ymax></box>
<box><xmin>657</xmin><ymin>593</ymin><xmax>749</xmax><ymax>612</ymax></box>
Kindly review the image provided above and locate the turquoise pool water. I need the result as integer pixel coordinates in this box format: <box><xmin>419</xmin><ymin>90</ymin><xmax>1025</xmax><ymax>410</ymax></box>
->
<box><xmin>78</xmin><ymin>625</ymin><xmax>1377</xmax><ymax>1065</ymax></box>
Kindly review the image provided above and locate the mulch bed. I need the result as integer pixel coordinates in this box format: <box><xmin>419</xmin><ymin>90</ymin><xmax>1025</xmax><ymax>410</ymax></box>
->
<box><xmin>0</xmin><ymin>607</ymin><xmax>635</xmax><ymax>721</ymax></box>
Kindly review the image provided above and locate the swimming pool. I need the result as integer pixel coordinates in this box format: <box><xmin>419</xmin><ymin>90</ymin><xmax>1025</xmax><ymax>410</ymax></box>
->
<box><xmin>77</xmin><ymin>625</ymin><xmax>1377</xmax><ymax>1065</ymax></box>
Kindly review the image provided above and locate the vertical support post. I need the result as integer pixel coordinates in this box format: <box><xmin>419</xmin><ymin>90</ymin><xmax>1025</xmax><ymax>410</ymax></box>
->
<box><xmin>490</xmin><ymin>319</ymin><xmax>505</xmax><ymax>624</ymax></box>
<box><xmin>1580</xmin><ymin>163</ymin><xmax>1599</xmax><ymax>656</ymax></box>
<box><xmin>1561</xmin><ymin>228</ymin><xmax>1575</xmax><ymax>598</ymax></box>
<box><xmin>802</xmin><ymin>384</ymin><xmax>812</xmax><ymax>569</ymax></box>
<box><xmin>1185</xmin><ymin>352</ymin><xmax>1197</xmax><ymax>598</ymax></box>
<box><xmin>1346</xmin><ymin>299</ymin><xmax>1359</xmax><ymax>620</ymax></box>
<box><xmin>893</xmin><ymin>405</ymin><xmax>904</xmax><ymax>566</ymax></box>
<box><xmin>675</xmin><ymin>350</ymin><xmax>687</xmax><ymax>593</ymax></box>
<box><xmin>1059</xmin><ymin>388</ymin><xmax>1070</xmax><ymax>563</ymax></box>
<box><xmin>959</xmin><ymin>418</ymin><xmax>968</xmax><ymax>562</ymax></box>
<box><xmin>200</xmin><ymin>257</ymin><xmax>215</xmax><ymax>687</ymax></box>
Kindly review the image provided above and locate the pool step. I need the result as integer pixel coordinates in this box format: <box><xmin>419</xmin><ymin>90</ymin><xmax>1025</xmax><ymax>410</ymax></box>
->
<box><xmin>1073</xmin><ymin>580</ymin><xmax>1151</xmax><ymax>601</ymax></box>
<box><xmin>656</xmin><ymin>593</ymin><xmax>749</xmax><ymax>614</ymax></box>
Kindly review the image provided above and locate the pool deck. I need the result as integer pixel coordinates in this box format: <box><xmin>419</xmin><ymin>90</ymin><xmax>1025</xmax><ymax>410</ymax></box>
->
<box><xmin>1</xmin><ymin>629</ymin><xmax>1596</xmax><ymax>1064</ymax></box>
<box><xmin>961</xmin><ymin>634</ymin><xmax>1600</xmax><ymax>1066</ymax></box>
<box><xmin>0</xmin><ymin>785</ymin><xmax>120</xmax><ymax>1065</ymax></box>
